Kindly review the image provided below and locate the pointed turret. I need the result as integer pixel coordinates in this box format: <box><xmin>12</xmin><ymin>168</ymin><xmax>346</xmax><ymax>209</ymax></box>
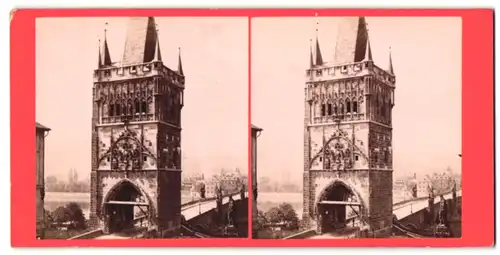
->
<box><xmin>309</xmin><ymin>39</ymin><xmax>314</xmax><ymax>68</ymax></box>
<box><xmin>333</xmin><ymin>16</ymin><xmax>370</xmax><ymax>64</ymax></box>
<box><xmin>364</xmin><ymin>35</ymin><xmax>373</xmax><ymax>62</ymax></box>
<box><xmin>122</xmin><ymin>17</ymin><xmax>158</xmax><ymax>65</ymax></box>
<box><xmin>315</xmin><ymin>24</ymin><xmax>323</xmax><ymax>66</ymax></box>
<box><xmin>103</xmin><ymin>24</ymin><xmax>112</xmax><ymax>66</ymax></box>
<box><xmin>178</xmin><ymin>47</ymin><xmax>184</xmax><ymax>76</ymax></box>
<box><xmin>97</xmin><ymin>39</ymin><xmax>102</xmax><ymax>68</ymax></box>
<box><xmin>153</xmin><ymin>27</ymin><xmax>162</xmax><ymax>62</ymax></box>
<box><xmin>388</xmin><ymin>48</ymin><xmax>395</xmax><ymax>75</ymax></box>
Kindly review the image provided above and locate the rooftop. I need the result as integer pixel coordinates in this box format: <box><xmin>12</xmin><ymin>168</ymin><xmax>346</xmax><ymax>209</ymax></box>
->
<box><xmin>36</xmin><ymin>122</ymin><xmax>51</xmax><ymax>131</ymax></box>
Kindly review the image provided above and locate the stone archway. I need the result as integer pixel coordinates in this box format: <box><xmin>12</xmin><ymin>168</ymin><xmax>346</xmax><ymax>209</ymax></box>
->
<box><xmin>314</xmin><ymin>179</ymin><xmax>366</xmax><ymax>234</ymax></box>
<box><xmin>101</xmin><ymin>179</ymin><xmax>153</xmax><ymax>234</ymax></box>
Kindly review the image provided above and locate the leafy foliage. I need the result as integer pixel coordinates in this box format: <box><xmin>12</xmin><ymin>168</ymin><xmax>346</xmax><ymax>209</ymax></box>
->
<box><xmin>262</xmin><ymin>203</ymin><xmax>299</xmax><ymax>230</ymax></box>
<box><xmin>48</xmin><ymin>202</ymin><xmax>86</xmax><ymax>230</ymax></box>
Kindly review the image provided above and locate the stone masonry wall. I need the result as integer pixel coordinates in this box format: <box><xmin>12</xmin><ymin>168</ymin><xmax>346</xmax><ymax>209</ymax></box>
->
<box><xmin>368</xmin><ymin>170</ymin><xmax>393</xmax><ymax>237</ymax></box>
<box><xmin>158</xmin><ymin>170</ymin><xmax>182</xmax><ymax>233</ymax></box>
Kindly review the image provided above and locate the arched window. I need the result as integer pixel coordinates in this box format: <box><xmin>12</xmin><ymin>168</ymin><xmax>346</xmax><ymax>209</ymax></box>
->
<box><xmin>116</xmin><ymin>104</ymin><xmax>121</xmax><ymax>116</ymax></box>
<box><xmin>333</xmin><ymin>104</ymin><xmax>338</xmax><ymax>115</ymax></box>
<box><xmin>141</xmin><ymin>101</ymin><xmax>148</xmax><ymax>114</ymax></box>
<box><xmin>353</xmin><ymin>101</ymin><xmax>358</xmax><ymax>113</ymax></box>
<box><xmin>321</xmin><ymin>104</ymin><xmax>326</xmax><ymax>116</ymax></box>
<box><xmin>346</xmin><ymin>101</ymin><xmax>351</xmax><ymax>113</ymax></box>
<box><xmin>327</xmin><ymin>103</ymin><xmax>332</xmax><ymax>115</ymax></box>
<box><xmin>108</xmin><ymin>104</ymin><xmax>114</xmax><ymax>117</ymax></box>
<box><xmin>134</xmin><ymin>99</ymin><xmax>140</xmax><ymax>114</ymax></box>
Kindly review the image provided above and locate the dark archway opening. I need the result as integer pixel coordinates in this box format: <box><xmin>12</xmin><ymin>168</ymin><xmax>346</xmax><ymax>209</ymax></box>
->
<box><xmin>104</xmin><ymin>181</ymin><xmax>149</xmax><ymax>234</ymax></box>
<box><xmin>316</xmin><ymin>182</ymin><xmax>360</xmax><ymax>235</ymax></box>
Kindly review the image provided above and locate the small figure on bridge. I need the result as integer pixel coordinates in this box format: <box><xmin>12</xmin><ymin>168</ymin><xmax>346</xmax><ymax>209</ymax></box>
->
<box><xmin>436</xmin><ymin>195</ymin><xmax>449</xmax><ymax>227</ymax></box>
<box><xmin>200</xmin><ymin>185</ymin><xmax>206</xmax><ymax>200</ymax></box>
<box><xmin>227</xmin><ymin>196</ymin><xmax>235</xmax><ymax>227</ymax></box>
<box><xmin>240</xmin><ymin>183</ymin><xmax>245</xmax><ymax>200</ymax></box>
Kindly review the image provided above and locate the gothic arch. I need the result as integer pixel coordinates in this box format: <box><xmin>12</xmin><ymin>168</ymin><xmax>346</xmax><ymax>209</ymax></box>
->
<box><xmin>309</xmin><ymin>130</ymin><xmax>368</xmax><ymax>169</ymax></box>
<box><xmin>97</xmin><ymin>129</ymin><xmax>157</xmax><ymax>169</ymax></box>
<box><xmin>313</xmin><ymin>178</ymin><xmax>368</xmax><ymax>220</ymax></box>
<box><xmin>100</xmin><ymin>178</ymin><xmax>156</xmax><ymax>221</ymax></box>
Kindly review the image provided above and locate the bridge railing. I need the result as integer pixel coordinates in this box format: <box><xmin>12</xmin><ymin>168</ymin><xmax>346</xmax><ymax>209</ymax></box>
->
<box><xmin>67</xmin><ymin>229</ymin><xmax>104</xmax><ymax>240</ymax></box>
<box><xmin>182</xmin><ymin>191</ymin><xmax>243</xmax><ymax>208</ymax></box>
<box><xmin>393</xmin><ymin>189</ymin><xmax>460</xmax><ymax>208</ymax></box>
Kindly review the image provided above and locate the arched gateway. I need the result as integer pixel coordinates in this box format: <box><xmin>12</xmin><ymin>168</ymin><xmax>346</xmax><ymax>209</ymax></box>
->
<box><xmin>303</xmin><ymin>17</ymin><xmax>395</xmax><ymax>237</ymax></box>
<box><xmin>101</xmin><ymin>179</ymin><xmax>154</xmax><ymax>233</ymax></box>
<box><xmin>314</xmin><ymin>180</ymin><xmax>365</xmax><ymax>234</ymax></box>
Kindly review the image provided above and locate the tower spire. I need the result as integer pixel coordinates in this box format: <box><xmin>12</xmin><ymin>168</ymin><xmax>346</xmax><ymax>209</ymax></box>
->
<box><xmin>178</xmin><ymin>47</ymin><xmax>184</xmax><ymax>76</ymax></box>
<box><xmin>333</xmin><ymin>17</ymin><xmax>370</xmax><ymax>64</ymax></box>
<box><xmin>388</xmin><ymin>47</ymin><xmax>394</xmax><ymax>75</ymax></box>
<box><xmin>98</xmin><ymin>39</ymin><xmax>102</xmax><ymax>68</ymax></box>
<box><xmin>103</xmin><ymin>22</ymin><xmax>112</xmax><ymax>66</ymax></box>
<box><xmin>364</xmin><ymin>33</ymin><xmax>373</xmax><ymax>61</ymax></box>
<box><xmin>153</xmin><ymin>25</ymin><xmax>162</xmax><ymax>62</ymax></box>
<box><xmin>315</xmin><ymin>21</ymin><xmax>323</xmax><ymax>66</ymax></box>
<box><xmin>309</xmin><ymin>39</ymin><xmax>314</xmax><ymax>68</ymax></box>
<box><xmin>122</xmin><ymin>17</ymin><xmax>158</xmax><ymax>65</ymax></box>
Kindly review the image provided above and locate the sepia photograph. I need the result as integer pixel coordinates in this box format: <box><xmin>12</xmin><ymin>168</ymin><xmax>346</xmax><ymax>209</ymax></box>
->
<box><xmin>36</xmin><ymin>16</ymin><xmax>249</xmax><ymax>239</ymax></box>
<box><xmin>251</xmin><ymin>16</ymin><xmax>462</xmax><ymax>239</ymax></box>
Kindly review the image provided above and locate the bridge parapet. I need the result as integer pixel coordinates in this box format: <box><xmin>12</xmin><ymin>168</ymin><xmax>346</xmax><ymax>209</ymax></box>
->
<box><xmin>67</xmin><ymin>229</ymin><xmax>104</xmax><ymax>240</ymax></box>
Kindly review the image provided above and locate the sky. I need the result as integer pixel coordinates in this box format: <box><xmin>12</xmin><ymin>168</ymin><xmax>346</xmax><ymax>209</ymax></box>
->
<box><xmin>251</xmin><ymin>17</ymin><xmax>462</xmax><ymax>185</ymax></box>
<box><xmin>36</xmin><ymin>17</ymin><xmax>249</xmax><ymax>180</ymax></box>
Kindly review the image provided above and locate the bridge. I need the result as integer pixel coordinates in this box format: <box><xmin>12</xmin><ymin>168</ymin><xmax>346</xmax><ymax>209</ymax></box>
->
<box><xmin>70</xmin><ymin>192</ymin><xmax>247</xmax><ymax>239</ymax></box>
<box><xmin>284</xmin><ymin>190</ymin><xmax>462</xmax><ymax>239</ymax></box>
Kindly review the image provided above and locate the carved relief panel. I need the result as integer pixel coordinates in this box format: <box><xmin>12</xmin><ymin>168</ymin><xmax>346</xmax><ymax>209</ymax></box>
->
<box><xmin>309</xmin><ymin>125</ymin><xmax>369</xmax><ymax>171</ymax></box>
<box><xmin>97</xmin><ymin>125</ymin><xmax>158</xmax><ymax>171</ymax></box>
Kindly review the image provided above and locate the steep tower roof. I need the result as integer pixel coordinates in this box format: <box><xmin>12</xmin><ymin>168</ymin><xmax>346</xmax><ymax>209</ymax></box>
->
<box><xmin>364</xmin><ymin>34</ymin><xmax>373</xmax><ymax>61</ymax></box>
<box><xmin>177</xmin><ymin>47</ymin><xmax>184</xmax><ymax>76</ymax></box>
<box><xmin>97</xmin><ymin>39</ymin><xmax>102</xmax><ymax>68</ymax></box>
<box><xmin>103</xmin><ymin>27</ymin><xmax>112</xmax><ymax>66</ymax></box>
<box><xmin>333</xmin><ymin>17</ymin><xmax>370</xmax><ymax>64</ymax></box>
<box><xmin>309</xmin><ymin>39</ymin><xmax>314</xmax><ymax>68</ymax></box>
<box><xmin>122</xmin><ymin>17</ymin><xmax>159</xmax><ymax>65</ymax></box>
<box><xmin>315</xmin><ymin>23</ymin><xmax>323</xmax><ymax>66</ymax></box>
<box><xmin>388</xmin><ymin>48</ymin><xmax>395</xmax><ymax>75</ymax></box>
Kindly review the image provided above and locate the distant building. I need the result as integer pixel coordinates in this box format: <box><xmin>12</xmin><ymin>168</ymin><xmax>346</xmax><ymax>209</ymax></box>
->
<box><xmin>204</xmin><ymin>169</ymin><xmax>246</xmax><ymax>198</ymax></box>
<box><xmin>36</xmin><ymin>122</ymin><xmax>50</xmax><ymax>239</ymax></box>
<box><xmin>417</xmin><ymin>179</ymin><xmax>431</xmax><ymax>198</ymax></box>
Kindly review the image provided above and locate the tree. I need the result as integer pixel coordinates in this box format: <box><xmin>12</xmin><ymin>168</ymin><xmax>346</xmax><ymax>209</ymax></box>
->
<box><xmin>66</xmin><ymin>202</ymin><xmax>86</xmax><ymax>229</ymax></box>
<box><xmin>278</xmin><ymin>203</ymin><xmax>299</xmax><ymax>229</ymax></box>
<box><xmin>52</xmin><ymin>206</ymin><xmax>70</xmax><ymax>224</ymax></box>
<box><xmin>265</xmin><ymin>206</ymin><xmax>284</xmax><ymax>223</ymax></box>
<box><xmin>255</xmin><ymin>210</ymin><xmax>267</xmax><ymax>229</ymax></box>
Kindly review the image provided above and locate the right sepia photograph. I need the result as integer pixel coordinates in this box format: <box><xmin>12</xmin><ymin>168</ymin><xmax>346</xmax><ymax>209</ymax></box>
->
<box><xmin>251</xmin><ymin>16</ymin><xmax>462</xmax><ymax>239</ymax></box>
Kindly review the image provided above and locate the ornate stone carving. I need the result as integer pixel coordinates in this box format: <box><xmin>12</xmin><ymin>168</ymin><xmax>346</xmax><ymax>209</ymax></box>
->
<box><xmin>310</xmin><ymin>127</ymin><xmax>368</xmax><ymax>170</ymax></box>
<box><xmin>98</xmin><ymin>128</ymin><xmax>157</xmax><ymax>171</ymax></box>
<box><xmin>323</xmin><ymin>140</ymin><xmax>353</xmax><ymax>170</ymax></box>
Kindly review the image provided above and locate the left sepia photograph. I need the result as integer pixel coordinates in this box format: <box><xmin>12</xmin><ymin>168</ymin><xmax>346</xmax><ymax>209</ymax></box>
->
<box><xmin>35</xmin><ymin>17</ymin><xmax>249</xmax><ymax>240</ymax></box>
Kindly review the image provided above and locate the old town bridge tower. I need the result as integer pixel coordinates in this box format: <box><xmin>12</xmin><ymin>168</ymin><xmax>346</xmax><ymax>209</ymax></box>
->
<box><xmin>303</xmin><ymin>17</ymin><xmax>395</xmax><ymax>237</ymax></box>
<box><xmin>89</xmin><ymin>17</ymin><xmax>185</xmax><ymax>236</ymax></box>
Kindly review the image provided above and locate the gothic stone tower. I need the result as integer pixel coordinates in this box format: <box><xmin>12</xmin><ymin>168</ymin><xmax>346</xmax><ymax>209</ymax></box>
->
<box><xmin>302</xmin><ymin>17</ymin><xmax>395</xmax><ymax>237</ymax></box>
<box><xmin>90</xmin><ymin>17</ymin><xmax>185</xmax><ymax>236</ymax></box>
